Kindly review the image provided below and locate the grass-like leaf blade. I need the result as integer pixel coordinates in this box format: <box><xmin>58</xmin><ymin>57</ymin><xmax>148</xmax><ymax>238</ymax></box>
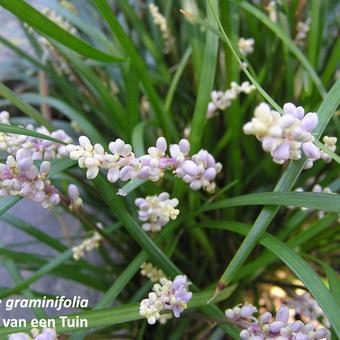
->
<box><xmin>0</xmin><ymin>0</ymin><xmax>124</xmax><ymax>63</ymax></box>
<box><xmin>199</xmin><ymin>192</ymin><xmax>340</xmax><ymax>213</ymax></box>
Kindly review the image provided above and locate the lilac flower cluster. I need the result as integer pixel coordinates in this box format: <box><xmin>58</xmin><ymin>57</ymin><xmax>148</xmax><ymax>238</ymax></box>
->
<box><xmin>9</xmin><ymin>328</ymin><xmax>57</xmax><ymax>340</ymax></box>
<box><xmin>139</xmin><ymin>275</ymin><xmax>192</xmax><ymax>324</ymax></box>
<box><xmin>67</xmin><ymin>136</ymin><xmax>222</xmax><ymax>193</ymax></box>
<box><xmin>135</xmin><ymin>192</ymin><xmax>179</xmax><ymax>232</ymax></box>
<box><xmin>207</xmin><ymin>81</ymin><xmax>256</xmax><ymax>118</ymax></box>
<box><xmin>243</xmin><ymin>103</ymin><xmax>337</xmax><ymax>168</ymax></box>
<box><xmin>225</xmin><ymin>303</ymin><xmax>329</xmax><ymax>339</ymax></box>
<box><xmin>0</xmin><ymin>112</ymin><xmax>81</xmax><ymax>210</ymax></box>
<box><xmin>0</xmin><ymin>154</ymin><xmax>82</xmax><ymax>210</ymax></box>
<box><xmin>0</xmin><ymin>154</ymin><xmax>60</xmax><ymax>208</ymax></box>
<box><xmin>0</xmin><ymin>111</ymin><xmax>72</xmax><ymax>160</ymax></box>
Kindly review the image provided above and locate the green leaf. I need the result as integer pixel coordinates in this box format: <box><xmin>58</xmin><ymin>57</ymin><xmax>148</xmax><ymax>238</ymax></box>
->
<box><xmin>205</xmin><ymin>0</ymin><xmax>281</xmax><ymax>112</ymax></box>
<box><xmin>48</xmin><ymin>159</ymin><xmax>76</xmax><ymax>177</ymax></box>
<box><xmin>0</xmin><ymin>250</ymin><xmax>73</xmax><ymax>298</ymax></box>
<box><xmin>164</xmin><ymin>46</ymin><xmax>192</xmax><ymax>112</ymax></box>
<box><xmin>307</xmin><ymin>0</ymin><xmax>322</xmax><ymax>69</ymax></box>
<box><xmin>0</xmin><ymin>82</ymin><xmax>52</xmax><ymax>129</ymax></box>
<box><xmin>0</xmin><ymin>123</ymin><xmax>67</xmax><ymax>145</ymax></box>
<box><xmin>0</xmin><ymin>0</ymin><xmax>124</xmax><ymax>63</ymax></box>
<box><xmin>8</xmin><ymin>93</ymin><xmax>107</xmax><ymax>146</ymax></box>
<box><xmin>131</xmin><ymin>122</ymin><xmax>146</xmax><ymax>157</ymax></box>
<box><xmin>96</xmin><ymin>253</ymin><xmax>147</xmax><ymax>309</ymax></box>
<box><xmin>199</xmin><ymin>192</ymin><xmax>340</xmax><ymax>213</ymax></box>
<box><xmin>93</xmin><ymin>0</ymin><xmax>178</xmax><ymax>141</ymax></box>
<box><xmin>314</xmin><ymin>139</ymin><xmax>340</xmax><ymax>165</ymax></box>
<box><xmin>1</xmin><ymin>214</ymin><xmax>67</xmax><ymax>252</ymax></box>
<box><xmin>125</xmin><ymin>66</ymin><xmax>140</xmax><ymax>137</ymax></box>
<box><xmin>0</xmin><ymin>240</ymin><xmax>46</xmax><ymax>319</ymax></box>
<box><xmin>0</xmin><ymin>247</ymin><xmax>107</xmax><ymax>292</ymax></box>
<box><xmin>116</xmin><ymin>0</ymin><xmax>167</xmax><ymax>70</ymax></box>
<box><xmin>57</xmin><ymin>48</ymin><xmax>126</xmax><ymax>135</ymax></box>
<box><xmin>322</xmin><ymin>265</ymin><xmax>340</xmax><ymax>307</ymax></box>
<box><xmin>322</xmin><ymin>36</ymin><xmax>340</xmax><ymax>86</ymax></box>
<box><xmin>49</xmin><ymin>3</ymin><xmax>120</xmax><ymax>57</ymax></box>
<box><xmin>0</xmin><ymin>197</ymin><xmax>21</xmax><ymax>215</ymax></box>
<box><xmin>239</xmin><ymin>1</ymin><xmax>327</xmax><ymax>98</ymax></box>
<box><xmin>117</xmin><ymin>179</ymin><xmax>146</xmax><ymax>196</ymax></box>
<box><xmin>0</xmin><ymin>35</ymin><xmax>46</xmax><ymax>71</ymax></box>
<box><xmin>189</xmin><ymin>0</ymin><xmax>219</xmax><ymax>152</ymax></box>
<box><xmin>220</xmin><ymin>214</ymin><xmax>336</xmax><ymax>281</ymax></box>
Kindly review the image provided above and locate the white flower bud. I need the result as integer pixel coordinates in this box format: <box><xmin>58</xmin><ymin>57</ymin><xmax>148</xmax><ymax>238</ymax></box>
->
<box><xmin>224</xmin><ymin>308</ymin><xmax>235</xmax><ymax>319</ymax></box>
<box><xmin>40</xmin><ymin>161</ymin><xmax>51</xmax><ymax>175</ymax></box>
<box><xmin>240</xmin><ymin>304</ymin><xmax>257</xmax><ymax>318</ymax></box>
<box><xmin>156</xmin><ymin>137</ymin><xmax>167</xmax><ymax>153</ymax></box>
<box><xmin>260</xmin><ymin>312</ymin><xmax>272</xmax><ymax>323</ymax></box>
<box><xmin>79</xmin><ymin>136</ymin><xmax>91</xmax><ymax>148</ymax></box>
<box><xmin>86</xmin><ymin>166</ymin><xmax>99</xmax><ymax>179</ymax></box>
<box><xmin>275</xmin><ymin>305</ymin><xmax>289</xmax><ymax>323</ymax></box>
<box><xmin>68</xmin><ymin>184</ymin><xmax>79</xmax><ymax>199</ymax></box>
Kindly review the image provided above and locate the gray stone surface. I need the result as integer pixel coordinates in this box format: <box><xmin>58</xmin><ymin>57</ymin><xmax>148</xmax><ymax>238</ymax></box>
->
<box><xmin>0</xmin><ymin>199</ymin><xmax>101</xmax><ymax>321</ymax></box>
<box><xmin>0</xmin><ymin>0</ymin><xmax>102</xmax><ymax>324</ymax></box>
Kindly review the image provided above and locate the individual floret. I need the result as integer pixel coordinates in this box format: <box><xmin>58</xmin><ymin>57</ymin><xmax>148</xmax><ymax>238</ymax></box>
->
<box><xmin>68</xmin><ymin>184</ymin><xmax>83</xmax><ymax>211</ymax></box>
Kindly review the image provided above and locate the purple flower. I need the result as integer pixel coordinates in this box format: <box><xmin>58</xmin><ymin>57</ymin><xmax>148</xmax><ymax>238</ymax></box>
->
<box><xmin>275</xmin><ymin>304</ymin><xmax>289</xmax><ymax>323</ymax></box>
<box><xmin>244</xmin><ymin>102</ymin><xmax>332</xmax><ymax>169</ymax></box>
<box><xmin>302</xmin><ymin>142</ymin><xmax>320</xmax><ymax>159</ymax></box>
<box><xmin>272</xmin><ymin>142</ymin><xmax>290</xmax><ymax>164</ymax></box>
<box><xmin>300</xmin><ymin>112</ymin><xmax>318</xmax><ymax>132</ymax></box>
